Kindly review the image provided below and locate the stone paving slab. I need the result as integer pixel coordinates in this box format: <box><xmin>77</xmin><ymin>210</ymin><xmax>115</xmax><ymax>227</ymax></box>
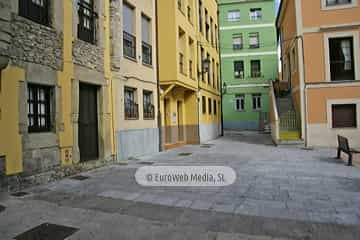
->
<box><xmin>15</xmin><ymin>133</ymin><xmax>360</xmax><ymax>228</ymax></box>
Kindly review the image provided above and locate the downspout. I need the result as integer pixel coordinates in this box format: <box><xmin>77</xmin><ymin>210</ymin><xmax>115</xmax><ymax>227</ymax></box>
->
<box><xmin>298</xmin><ymin>35</ymin><xmax>308</xmax><ymax>147</ymax></box>
<box><xmin>155</xmin><ymin>0</ymin><xmax>162</xmax><ymax>151</ymax></box>
<box><xmin>197</xmin><ymin>41</ymin><xmax>201</xmax><ymax>143</ymax></box>
<box><xmin>217</xmin><ymin>9</ymin><xmax>224</xmax><ymax>137</ymax></box>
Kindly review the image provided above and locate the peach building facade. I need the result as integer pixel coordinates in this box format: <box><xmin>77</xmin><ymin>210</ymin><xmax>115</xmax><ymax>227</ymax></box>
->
<box><xmin>277</xmin><ymin>0</ymin><xmax>360</xmax><ymax>147</ymax></box>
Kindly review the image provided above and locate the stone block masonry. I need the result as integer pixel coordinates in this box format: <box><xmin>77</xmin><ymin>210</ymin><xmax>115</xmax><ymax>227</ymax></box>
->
<box><xmin>73</xmin><ymin>39</ymin><xmax>104</xmax><ymax>73</ymax></box>
<box><xmin>10</xmin><ymin>15</ymin><xmax>63</xmax><ymax>71</ymax></box>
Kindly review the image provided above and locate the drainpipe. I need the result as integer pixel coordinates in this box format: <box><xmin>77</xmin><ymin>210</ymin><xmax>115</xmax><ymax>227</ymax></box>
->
<box><xmin>155</xmin><ymin>0</ymin><xmax>162</xmax><ymax>151</ymax></box>
<box><xmin>217</xmin><ymin>9</ymin><xmax>224</xmax><ymax>137</ymax></box>
<box><xmin>298</xmin><ymin>35</ymin><xmax>308</xmax><ymax>147</ymax></box>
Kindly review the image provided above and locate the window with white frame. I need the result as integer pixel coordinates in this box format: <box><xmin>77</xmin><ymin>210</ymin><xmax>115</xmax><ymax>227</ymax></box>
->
<box><xmin>235</xmin><ymin>95</ymin><xmax>245</xmax><ymax>111</ymax></box>
<box><xmin>249</xmin><ymin>32</ymin><xmax>259</xmax><ymax>48</ymax></box>
<box><xmin>326</xmin><ymin>0</ymin><xmax>353</xmax><ymax>6</ymax></box>
<box><xmin>329</xmin><ymin>36</ymin><xmax>355</xmax><ymax>81</ymax></box>
<box><xmin>232</xmin><ymin>34</ymin><xmax>243</xmax><ymax>50</ymax></box>
<box><xmin>250</xmin><ymin>8</ymin><xmax>262</xmax><ymax>20</ymax></box>
<box><xmin>332</xmin><ymin>104</ymin><xmax>357</xmax><ymax>128</ymax></box>
<box><xmin>228</xmin><ymin>10</ymin><xmax>240</xmax><ymax>22</ymax></box>
<box><xmin>123</xmin><ymin>2</ymin><xmax>136</xmax><ymax>59</ymax></box>
<box><xmin>252</xmin><ymin>94</ymin><xmax>262</xmax><ymax>111</ymax></box>
<box><xmin>142</xmin><ymin>14</ymin><xmax>152</xmax><ymax>65</ymax></box>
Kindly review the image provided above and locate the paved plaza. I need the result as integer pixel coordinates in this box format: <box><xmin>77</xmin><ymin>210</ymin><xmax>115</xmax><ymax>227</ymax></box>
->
<box><xmin>1</xmin><ymin>132</ymin><xmax>360</xmax><ymax>239</ymax></box>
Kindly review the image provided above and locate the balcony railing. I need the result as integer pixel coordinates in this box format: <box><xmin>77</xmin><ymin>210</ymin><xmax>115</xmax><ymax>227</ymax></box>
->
<box><xmin>142</xmin><ymin>41</ymin><xmax>152</xmax><ymax>65</ymax></box>
<box><xmin>123</xmin><ymin>31</ymin><xmax>136</xmax><ymax>59</ymax></box>
<box><xmin>251</xmin><ymin>72</ymin><xmax>262</xmax><ymax>78</ymax></box>
<box><xmin>78</xmin><ymin>1</ymin><xmax>97</xmax><ymax>44</ymax></box>
<box><xmin>125</xmin><ymin>101</ymin><xmax>139</xmax><ymax>119</ymax></box>
<box><xmin>144</xmin><ymin>104</ymin><xmax>155</xmax><ymax>119</ymax></box>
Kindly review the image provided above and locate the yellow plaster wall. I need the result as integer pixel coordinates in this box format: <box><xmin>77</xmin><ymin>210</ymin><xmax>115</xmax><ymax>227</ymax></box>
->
<box><xmin>0</xmin><ymin>67</ymin><xmax>24</xmax><ymax>174</ymax></box>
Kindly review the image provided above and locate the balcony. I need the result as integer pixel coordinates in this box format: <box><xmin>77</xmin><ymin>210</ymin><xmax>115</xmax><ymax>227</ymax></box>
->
<box><xmin>125</xmin><ymin>101</ymin><xmax>139</xmax><ymax>119</ymax></box>
<box><xmin>144</xmin><ymin>104</ymin><xmax>155</xmax><ymax>119</ymax></box>
<box><xmin>142</xmin><ymin>41</ymin><xmax>152</xmax><ymax>65</ymax></box>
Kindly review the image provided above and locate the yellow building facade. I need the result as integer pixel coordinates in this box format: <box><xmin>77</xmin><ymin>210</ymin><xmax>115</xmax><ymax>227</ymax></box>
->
<box><xmin>157</xmin><ymin>0</ymin><xmax>222</xmax><ymax>149</ymax></box>
<box><xmin>0</xmin><ymin>0</ymin><xmax>114</xmax><ymax>176</ymax></box>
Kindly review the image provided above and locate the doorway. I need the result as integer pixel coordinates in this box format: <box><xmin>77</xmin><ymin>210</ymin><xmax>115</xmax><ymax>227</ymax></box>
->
<box><xmin>78</xmin><ymin>83</ymin><xmax>99</xmax><ymax>162</ymax></box>
<box><xmin>177</xmin><ymin>101</ymin><xmax>184</xmax><ymax>141</ymax></box>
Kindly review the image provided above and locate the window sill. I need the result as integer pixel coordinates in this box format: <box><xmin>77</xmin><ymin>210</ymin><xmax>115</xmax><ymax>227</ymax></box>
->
<box><xmin>124</xmin><ymin>55</ymin><xmax>137</xmax><ymax>63</ymax></box>
<box><xmin>331</xmin><ymin>126</ymin><xmax>358</xmax><ymax>130</ymax></box>
<box><xmin>144</xmin><ymin>117</ymin><xmax>155</xmax><ymax>120</ymax></box>
<box><xmin>125</xmin><ymin>117</ymin><xmax>139</xmax><ymax>120</ymax></box>
<box><xmin>142</xmin><ymin>62</ymin><xmax>153</xmax><ymax>68</ymax></box>
<box><xmin>321</xmin><ymin>3</ymin><xmax>358</xmax><ymax>11</ymax></box>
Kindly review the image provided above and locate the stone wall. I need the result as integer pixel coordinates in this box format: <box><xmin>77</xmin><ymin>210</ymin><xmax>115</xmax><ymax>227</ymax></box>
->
<box><xmin>0</xmin><ymin>0</ymin><xmax>11</xmax><ymax>67</ymax></box>
<box><xmin>9</xmin><ymin>15</ymin><xmax>63</xmax><ymax>71</ymax></box>
<box><xmin>73</xmin><ymin>39</ymin><xmax>104</xmax><ymax>73</ymax></box>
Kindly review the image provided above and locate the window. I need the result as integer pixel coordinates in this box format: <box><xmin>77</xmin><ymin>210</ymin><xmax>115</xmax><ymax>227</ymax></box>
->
<box><xmin>199</xmin><ymin>0</ymin><xmax>203</xmax><ymax>33</ymax></box>
<box><xmin>250</xmin><ymin>60</ymin><xmax>261</xmax><ymax>78</ymax></box>
<box><xmin>232</xmin><ymin>34</ymin><xmax>243</xmax><ymax>50</ymax></box>
<box><xmin>234</xmin><ymin>61</ymin><xmax>244</xmax><ymax>79</ymax></box>
<box><xmin>200</xmin><ymin>47</ymin><xmax>205</xmax><ymax>81</ymax></box>
<box><xmin>143</xmin><ymin>90</ymin><xmax>154</xmax><ymax>119</ymax></box>
<box><xmin>228</xmin><ymin>10</ymin><xmax>240</xmax><ymax>22</ymax></box>
<box><xmin>212</xmin><ymin>59</ymin><xmax>215</xmax><ymax>87</ymax></box>
<box><xmin>27</xmin><ymin>84</ymin><xmax>51</xmax><ymax>132</ymax></box>
<box><xmin>179</xmin><ymin>53</ymin><xmax>184</xmax><ymax>74</ymax></box>
<box><xmin>202</xmin><ymin>96</ymin><xmax>206</xmax><ymax>114</ymax></box>
<box><xmin>78</xmin><ymin>0</ymin><xmax>97</xmax><ymax>44</ymax></box>
<box><xmin>329</xmin><ymin>37</ymin><xmax>355</xmax><ymax>81</ymax></box>
<box><xmin>19</xmin><ymin>0</ymin><xmax>49</xmax><ymax>26</ymax></box>
<box><xmin>189</xmin><ymin>60</ymin><xmax>193</xmax><ymax>78</ymax></box>
<box><xmin>249</xmin><ymin>32</ymin><xmax>259</xmax><ymax>48</ymax></box>
<box><xmin>124</xmin><ymin>87</ymin><xmax>138</xmax><ymax>119</ymax></box>
<box><xmin>332</xmin><ymin>104</ymin><xmax>357</xmax><ymax>128</ymax></box>
<box><xmin>187</xmin><ymin>5</ymin><xmax>192</xmax><ymax>22</ymax></box>
<box><xmin>123</xmin><ymin>3</ymin><xmax>136</xmax><ymax>59</ymax></box>
<box><xmin>235</xmin><ymin>95</ymin><xmax>245</xmax><ymax>111</ymax></box>
<box><xmin>213</xmin><ymin>99</ymin><xmax>217</xmax><ymax>115</ymax></box>
<box><xmin>207</xmin><ymin>53</ymin><xmax>211</xmax><ymax>84</ymax></box>
<box><xmin>210</xmin><ymin>17</ymin><xmax>214</xmax><ymax>45</ymax></box>
<box><xmin>208</xmin><ymin>98</ymin><xmax>212</xmax><ymax>114</ymax></box>
<box><xmin>252</xmin><ymin>94</ymin><xmax>262</xmax><ymax>111</ymax></box>
<box><xmin>205</xmin><ymin>9</ymin><xmax>209</xmax><ymax>41</ymax></box>
<box><xmin>250</xmin><ymin>8</ymin><xmax>262</xmax><ymax>20</ymax></box>
<box><xmin>142</xmin><ymin>15</ymin><xmax>152</xmax><ymax>65</ymax></box>
<box><xmin>215</xmin><ymin>25</ymin><xmax>218</xmax><ymax>49</ymax></box>
<box><xmin>326</xmin><ymin>0</ymin><xmax>352</xmax><ymax>6</ymax></box>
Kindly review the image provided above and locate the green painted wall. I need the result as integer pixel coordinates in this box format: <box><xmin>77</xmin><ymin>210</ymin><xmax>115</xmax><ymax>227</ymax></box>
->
<box><xmin>219</xmin><ymin>0</ymin><xmax>278</xmax><ymax>130</ymax></box>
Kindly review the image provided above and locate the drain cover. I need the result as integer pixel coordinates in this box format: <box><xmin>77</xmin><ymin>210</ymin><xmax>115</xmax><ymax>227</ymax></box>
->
<box><xmin>0</xmin><ymin>205</ymin><xmax>5</xmax><ymax>213</ymax></box>
<box><xmin>200</xmin><ymin>144</ymin><xmax>212</xmax><ymax>148</ymax></box>
<box><xmin>11</xmin><ymin>192</ymin><xmax>29</xmax><ymax>197</ymax></box>
<box><xmin>70</xmin><ymin>175</ymin><xmax>90</xmax><ymax>181</ymax></box>
<box><xmin>139</xmin><ymin>161</ymin><xmax>154</xmax><ymax>165</ymax></box>
<box><xmin>178</xmin><ymin>152</ymin><xmax>192</xmax><ymax>156</ymax></box>
<box><xmin>14</xmin><ymin>223</ymin><xmax>78</xmax><ymax>240</ymax></box>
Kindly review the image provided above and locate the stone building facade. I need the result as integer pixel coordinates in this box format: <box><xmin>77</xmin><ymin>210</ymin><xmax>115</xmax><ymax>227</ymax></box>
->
<box><xmin>0</xmin><ymin>0</ymin><xmax>115</xmax><ymax>181</ymax></box>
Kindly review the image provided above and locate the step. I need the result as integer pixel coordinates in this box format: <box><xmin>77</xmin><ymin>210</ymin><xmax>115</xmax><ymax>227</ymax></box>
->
<box><xmin>280</xmin><ymin>131</ymin><xmax>301</xmax><ymax>140</ymax></box>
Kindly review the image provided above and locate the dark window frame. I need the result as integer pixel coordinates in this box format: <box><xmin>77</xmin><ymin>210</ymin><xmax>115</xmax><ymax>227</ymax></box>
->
<box><xmin>123</xmin><ymin>31</ymin><xmax>137</xmax><ymax>60</ymax></box>
<box><xmin>252</xmin><ymin>93</ymin><xmax>262</xmax><ymax>111</ymax></box>
<box><xmin>329</xmin><ymin>36</ymin><xmax>355</xmax><ymax>81</ymax></box>
<box><xmin>249</xmin><ymin>32</ymin><xmax>260</xmax><ymax>49</ymax></box>
<box><xmin>332</xmin><ymin>104</ymin><xmax>357</xmax><ymax>128</ymax></box>
<box><xmin>202</xmin><ymin>96</ymin><xmax>206</xmax><ymax>114</ymax></box>
<box><xmin>234</xmin><ymin>61</ymin><xmax>244</xmax><ymax>79</ymax></box>
<box><xmin>235</xmin><ymin>95</ymin><xmax>245</xmax><ymax>112</ymax></box>
<box><xmin>213</xmin><ymin>99</ymin><xmax>217</xmax><ymax>115</ymax></box>
<box><xmin>27</xmin><ymin>83</ymin><xmax>52</xmax><ymax>133</ymax></box>
<box><xmin>143</xmin><ymin>90</ymin><xmax>155</xmax><ymax>119</ymax></box>
<box><xmin>250</xmin><ymin>60</ymin><xmax>261</xmax><ymax>78</ymax></box>
<box><xmin>78</xmin><ymin>0</ymin><xmax>98</xmax><ymax>44</ymax></box>
<box><xmin>326</xmin><ymin>0</ymin><xmax>352</xmax><ymax>6</ymax></box>
<box><xmin>208</xmin><ymin>98</ymin><xmax>212</xmax><ymax>114</ymax></box>
<box><xmin>124</xmin><ymin>87</ymin><xmax>139</xmax><ymax>120</ymax></box>
<box><xmin>19</xmin><ymin>0</ymin><xmax>50</xmax><ymax>26</ymax></box>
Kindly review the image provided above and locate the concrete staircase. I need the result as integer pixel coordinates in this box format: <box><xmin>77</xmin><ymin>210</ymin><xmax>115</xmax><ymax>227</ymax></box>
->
<box><xmin>277</xmin><ymin>96</ymin><xmax>304</xmax><ymax>147</ymax></box>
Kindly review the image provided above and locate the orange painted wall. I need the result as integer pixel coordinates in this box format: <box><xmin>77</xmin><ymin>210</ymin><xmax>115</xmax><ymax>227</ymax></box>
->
<box><xmin>303</xmin><ymin>33</ymin><xmax>325</xmax><ymax>83</ymax></box>
<box><xmin>307</xmin><ymin>86</ymin><xmax>360</xmax><ymax>124</ymax></box>
<box><xmin>301</xmin><ymin>0</ymin><xmax>360</xmax><ymax>28</ymax></box>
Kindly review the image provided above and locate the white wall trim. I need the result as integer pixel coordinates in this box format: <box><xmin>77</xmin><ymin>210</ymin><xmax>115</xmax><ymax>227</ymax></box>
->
<box><xmin>221</xmin><ymin>51</ymin><xmax>278</xmax><ymax>58</ymax></box>
<box><xmin>306</xmin><ymin>81</ymin><xmax>360</xmax><ymax>89</ymax></box>
<box><xmin>326</xmin><ymin>99</ymin><xmax>360</xmax><ymax>130</ymax></box>
<box><xmin>321</xmin><ymin>0</ymin><xmax>358</xmax><ymax>11</ymax></box>
<box><xmin>323</xmin><ymin>30</ymin><xmax>360</xmax><ymax>82</ymax></box>
<box><xmin>220</xmin><ymin>23</ymin><xmax>275</xmax><ymax>31</ymax></box>
<box><xmin>303</xmin><ymin>22</ymin><xmax>360</xmax><ymax>33</ymax></box>
<box><xmin>226</xmin><ymin>83</ymin><xmax>270</xmax><ymax>88</ymax></box>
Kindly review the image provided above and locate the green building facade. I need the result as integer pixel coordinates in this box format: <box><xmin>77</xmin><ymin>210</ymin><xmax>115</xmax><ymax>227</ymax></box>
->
<box><xmin>219</xmin><ymin>0</ymin><xmax>278</xmax><ymax>130</ymax></box>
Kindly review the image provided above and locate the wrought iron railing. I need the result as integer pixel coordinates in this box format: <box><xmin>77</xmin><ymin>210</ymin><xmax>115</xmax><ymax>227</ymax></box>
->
<box><xmin>123</xmin><ymin>31</ymin><xmax>136</xmax><ymax>59</ymax></box>
<box><xmin>144</xmin><ymin>104</ymin><xmax>155</xmax><ymax>119</ymax></box>
<box><xmin>125</xmin><ymin>101</ymin><xmax>139</xmax><ymax>119</ymax></box>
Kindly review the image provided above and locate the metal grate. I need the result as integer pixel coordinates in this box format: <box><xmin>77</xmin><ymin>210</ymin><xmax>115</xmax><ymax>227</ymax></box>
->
<box><xmin>11</xmin><ymin>192</ymin><xmax>29</xmax><ymax>197</ymax></box>
<box><xmin>178</xmin><ymin>152</ymin><xmax>192</xmax><ymax>156</ymax></box>
<box><xmin>70</xmin><ymin>175</ymin><xmax>90</xmax><ymax>181</ymax></box>
<box><xmin>0</xmin><ymin>204</ymin><xmax>5</xmax><ymax>213</ymax></box>
<box><xmin>14</xmin><ymin>223</ymin><xmax>78</xmax><ymax>240</ymax></box>
<box><xmin>139</xmin><ymin>161</ymin><xmax>154</xmax><ymax>165</ymax></box>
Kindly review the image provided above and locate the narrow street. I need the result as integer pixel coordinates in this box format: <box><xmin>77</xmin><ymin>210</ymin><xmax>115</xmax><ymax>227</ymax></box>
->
<box><xmin>1</xmin><ymin>132</ymin><xmax>360</xmax><ymax>239</ymax></box>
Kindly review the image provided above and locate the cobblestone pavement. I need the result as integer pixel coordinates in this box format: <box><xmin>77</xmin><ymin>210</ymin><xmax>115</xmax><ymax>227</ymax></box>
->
<box><xmin>1</xmin><ymin>132</ymin><xmax>360</xmax><ymax>239</ymax></box>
